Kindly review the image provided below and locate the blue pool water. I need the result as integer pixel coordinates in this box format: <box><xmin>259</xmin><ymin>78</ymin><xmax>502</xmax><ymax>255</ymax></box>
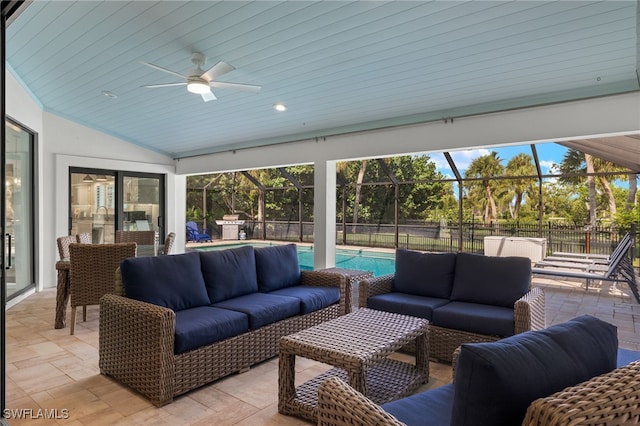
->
<box><xmin>194</xmin><ymin>243</ymin><xmax>395</xmax><ymax>277</ymax></box>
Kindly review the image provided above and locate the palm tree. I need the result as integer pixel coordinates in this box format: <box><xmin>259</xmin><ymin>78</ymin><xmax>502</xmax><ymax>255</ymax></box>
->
<box><xmin>558</xmin><ymin>149</ymin><xmax>630</xmax><ymax>225</ymax></box>
<box><xmin>465</xmin><ymin>152</ymin><xmax>504</xmax><ymax>224</ymax></box>
<box><xmin>505</xmin><ymin>153</ymin><xmax>536</xmax><ymax>219</ymax></box>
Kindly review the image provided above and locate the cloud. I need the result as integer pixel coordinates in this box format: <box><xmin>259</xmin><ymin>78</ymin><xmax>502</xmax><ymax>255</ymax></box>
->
<box><xmin>539</xmin><ymin>160</ymin><xmax>557</xmax><ymax>174</ymax></box>
<box><xmin>449</xmin><ymin>149</ymin><xmax>490</xmax><ymax>172</ymax></box>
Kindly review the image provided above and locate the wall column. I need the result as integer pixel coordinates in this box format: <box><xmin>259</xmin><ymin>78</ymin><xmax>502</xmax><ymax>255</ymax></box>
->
<box><xmin>313</xmin><ymin>160</ymin><xmax>336</xmax><ymax>269</ymax></box>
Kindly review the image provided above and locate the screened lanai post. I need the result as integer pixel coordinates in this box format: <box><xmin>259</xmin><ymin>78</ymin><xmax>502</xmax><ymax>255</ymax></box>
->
<box><xmin>278</xmin><ymin>167</ymin><xmax>304</xmax><ymax>242</ymax></box>
<box><xmin>313</xmin><ymin>160</ymin><xmax>336</xmax><ymax>269</ymax></box>
<box><xmin>444</xmin><ymin>152</ymin><xmax>464</xmax><ymax>251</ymax></box>
<box><xmin>376</xmin><ymin>159</ymin><xmax>400</xmax><ymax>248</ymax></box>
<box><xmin>531</xmin><ymin>144</ymin><xmax>544</xmax><ymax>236</ymax></box>
<box><xmin>337</xmin><ymin>173</ymin><xmax>347</xmax><ymax>246</ymax></box>
<box><xmin>240</xmin><ymin>171</ymin><xmax>267</xmax><ymax>240</ymax></box>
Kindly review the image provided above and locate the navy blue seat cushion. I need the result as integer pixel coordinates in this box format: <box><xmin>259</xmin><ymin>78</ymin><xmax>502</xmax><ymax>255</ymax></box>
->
<box><xmin>450</xmin><ymin>253</ymin><xmax>531</xmax><ymax>307</ymax></box>
<box><xmin>394</xmin><ymin>249</ymin><xmax>457</xmax><ymax>299</ymax></box>
<box><xmin>200</xmin><ymin>246</ymin><xmax>258</xmax><ymax>303</ymax></box>
<box><xmin>432</xmin><ymin>301</ymin><xmax>515</xmax><ymax>337</ymax></box>
<box><xmin>212</xmin><ymin>292</ymin><xmax>300</xmax><ymax>329</ymax></box>
<box><xmin>120</xmin><ymin>252</ymin><xmax>210</xmax><ymax>311</ymax></box>
<box><xmin>382</xmin><ymin>383</ymin><xmax>454</xmax><ymax>426</ymax></box>
<box><xmin>174</xmin><ymin>306</ymin><xmax>249</xmax><ymax>354</ymax></box>
<box><xmin>268</xmin><ymin>285</ymin><xmax>340</xmax><ymax>314</ymax></box>
<box><xmin>617</xmin><ymin>348</ymin><xmax>640</xmax><ymax>368</ymax></box>
<box><xmin>254</xmin><ymin>244</ymin><xmax>301</xmax><ymax>292</ymax></box>
<box><xmin>451</xmin><ymin>315</ymin><xmax>618</xmax><ymax>426</ymax></box>
<box><xmin>367</xmin><ymin>292</ymin><xmax>450</xmax><ymax>322</ymax></box>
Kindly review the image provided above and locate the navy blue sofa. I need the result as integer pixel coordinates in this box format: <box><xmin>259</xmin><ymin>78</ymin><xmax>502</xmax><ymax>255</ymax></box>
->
<box><xmin>318</xmin><ymin>315</ymin><xmax>621</xmax><ymax>426</ymax></box>
<box><xmin>361</xmin><ymin>249</ymin><xmax>546</xmax><ymax>362</ymax></box>
<box><xmin>99</xmin><ymin>244</ymin><xmax>347</xmax><ymax>406</ymax></box>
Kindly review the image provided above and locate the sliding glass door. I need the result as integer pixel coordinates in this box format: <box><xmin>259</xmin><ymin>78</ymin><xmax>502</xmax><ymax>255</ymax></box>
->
<box><xmin>68</xmin><ymin>168</ymin><xmax>165</xmax><ymax>245</ymax></box>
<box><xmin>5</xmin><ymin>119</ymin><xmax>34</xmax><ymax>300</ymax></box>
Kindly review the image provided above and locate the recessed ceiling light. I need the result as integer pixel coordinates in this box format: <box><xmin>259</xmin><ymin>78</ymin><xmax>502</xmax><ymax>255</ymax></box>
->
<box><xmin>273</xmin><ymin>103</ymin><xmax>287</xmax><ymax>112</ymax></box>
<box><xmin>102</xmin><ymin>90</ymin><xmax>118</xmax><ymax>99</ymax></box>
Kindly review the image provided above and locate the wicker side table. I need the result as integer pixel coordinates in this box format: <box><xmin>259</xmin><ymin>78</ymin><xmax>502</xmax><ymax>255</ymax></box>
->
<box><xmin>278</xmin><ymin>308</ymin><xmax>429</xmax><ymax>422</ymax></box>
<box><xmin>321</xmin><ymin>267</ymin><xmax>374</xmax><ymax>312</ymax></box>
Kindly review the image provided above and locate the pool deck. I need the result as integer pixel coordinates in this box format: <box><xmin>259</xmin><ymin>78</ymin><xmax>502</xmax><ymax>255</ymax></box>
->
<box><xmin>3</xmin><ymin>241</ymin><xmax>639</xmax><ymax>425</ymax></box>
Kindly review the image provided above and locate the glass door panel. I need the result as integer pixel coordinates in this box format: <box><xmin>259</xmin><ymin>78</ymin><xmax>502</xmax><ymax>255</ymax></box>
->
<box><xmin>69</xmin><ymin>170</ymin><xmax>116</xmax><ymax>243</ymax></box>
<box><xmin>122</xmin><ymin>174</ymin><xmax>163</xmax><ymax>233</ymax></box>
<box><xmin>5</xmin><ymin>120</ymin><xmax>34</xmax><ymax>299</ymax></box>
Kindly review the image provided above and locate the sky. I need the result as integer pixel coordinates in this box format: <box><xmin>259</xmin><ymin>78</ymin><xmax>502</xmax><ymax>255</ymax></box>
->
<box><xmin>430</xmin><ymin>141</ymin><xmax>567</xmax><ymax>179</ymax></box>
<box><xmin>427</xmin><ymin>141</ymin><xmax>631</xmax><ymax>190</ymax></box>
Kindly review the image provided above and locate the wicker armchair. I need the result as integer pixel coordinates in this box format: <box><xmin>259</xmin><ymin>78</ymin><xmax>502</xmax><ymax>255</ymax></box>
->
<box><xmin>116</xmin><ymin>230</ymin><xmax>156</xmax><ymax>256</ymax></box>
<box><xmin>75</xmin><ymin>232</ymin><xmax>91</xmax><ymax>244</ymax></box>
<box><xmin>56</xmin><ymin>235</ymin><xmax>74</xmax><ymax>260</ymax></box>
<box><xmin>317</xmin><ymin>361</ymin><xmax>640</xmax><ymax>426</ymax></box>
<box><xmin>160</xmin><ymin>232</ymin><xmax>175</xmax><ymax>255</ymax></box>
<box><xmin>523</xmin><ymin>360</ymin><xmax>640</xmax><ymax>425</ymax></box>
<box><xmin>68</xmin><ymin>243</ymin><xmax>137</xmax><ymax>335</ymax></box>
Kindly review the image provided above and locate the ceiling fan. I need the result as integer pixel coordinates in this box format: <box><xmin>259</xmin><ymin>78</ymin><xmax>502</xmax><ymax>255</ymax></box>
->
<box><xmin>141</xmin><ymin>52</ymin><xmax>261</xmax><ymax>102</ymax></box>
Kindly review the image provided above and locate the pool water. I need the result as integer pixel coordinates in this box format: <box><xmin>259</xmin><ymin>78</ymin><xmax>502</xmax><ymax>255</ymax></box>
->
<box><xmin>194</xmin><ymin>243</ymin><xmax>395</xmax><ymax>277</ymax></box>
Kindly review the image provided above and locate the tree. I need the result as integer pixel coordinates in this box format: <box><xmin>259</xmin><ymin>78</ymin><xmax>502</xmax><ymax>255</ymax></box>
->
<box><xmin>558</xmin><ymin>149</ymin><xmax>630</xmax><ymax>225</ymax></box>
<box><xmin>504</xmin><ymin>153</ymin><xmax>536</xmax><ymax>220</ymax></box>
<box><xmin>464</xmin><ymin>152</ymin><xmax>504</xmax><ymax>224</ymax></box>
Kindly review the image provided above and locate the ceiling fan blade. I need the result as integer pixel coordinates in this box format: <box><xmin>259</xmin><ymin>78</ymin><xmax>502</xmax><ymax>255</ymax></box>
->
<box><xmin>201</xmin><ymin>61</ymin><xmax>235</xmax><ymax>82</ymax></box>
<box><xmin>201</xmin><ymin>89</ymin><xmax>217</xmax><ymax>102</ymax></box>
<box><xmin>210</xmin><ymin>81</ymin><xmax>261</xmax><ymax>93</ymax></box>
<box><xmin>142</xmin><ymin>82</ymin><xmax>187</xmax><ymax>88</ymax></box>
<box><xmin>140</xmin><ymin>61</ymin><xmax>188</xmax><ymax>80</ymax></box>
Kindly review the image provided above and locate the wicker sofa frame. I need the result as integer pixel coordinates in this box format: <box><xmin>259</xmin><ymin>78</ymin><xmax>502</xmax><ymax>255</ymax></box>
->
<box><xmin>317</xmin><ymin>360</ymin><xmax>640</xmax><ymax>426</ymax></box>
<box><xmin>359</xmin><ymin>274</ymin><xmax>546</xmax><ymax>362</ymax></box>
<box><xmin>99</xmin><ymin>269</ymin><xmax>347</xmax><ymax>406</ymax></box>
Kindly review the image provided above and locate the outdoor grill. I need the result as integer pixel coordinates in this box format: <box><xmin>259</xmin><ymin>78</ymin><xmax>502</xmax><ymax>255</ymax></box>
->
<box><xmin>215</xmin><ymin>214</ymin><xmax>246</xmax><ymax>240</ymax></box>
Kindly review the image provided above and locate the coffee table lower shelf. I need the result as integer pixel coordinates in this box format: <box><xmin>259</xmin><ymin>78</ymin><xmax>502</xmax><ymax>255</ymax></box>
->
<box><xmin>280</xmin><ymin>357</ymin><xmax>426</xmax><ymax>422</ymax></box>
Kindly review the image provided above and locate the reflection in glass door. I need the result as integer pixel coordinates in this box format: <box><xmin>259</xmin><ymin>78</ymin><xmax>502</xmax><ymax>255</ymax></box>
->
<box><xmin>69</xmin><ymin>170</ymin><xmax>116</xmax><ymax>243</ymax></box>
<box><xmin>122</xmin><ymin>174</ymin><xmax>164</xmax><ymax>241</ymax></box>
<box><xmin>5</xmin><ymin>120</ymin><xmax>34</xmax><ymax>300</ymax></box>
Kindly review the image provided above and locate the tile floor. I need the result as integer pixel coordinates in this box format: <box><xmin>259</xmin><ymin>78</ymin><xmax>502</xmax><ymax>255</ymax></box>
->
<box><xmin>5</xmin><ymin>275</ymin><xmax>640</xmax><ymax>425</ymax></box>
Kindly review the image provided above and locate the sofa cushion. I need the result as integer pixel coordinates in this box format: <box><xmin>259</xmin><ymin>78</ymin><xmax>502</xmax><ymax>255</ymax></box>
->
<box><xmin>120</xmin><ymin>252</ymin><xmax>210</xmax><ymax>311</ymax></box>
<box><xmin>255</xmin><ymin>244</ymin><xmax>301</xmax><ymax>292</ymax></box>
<box><xmin>174</xmin><ymin>306</ymin><xmax>249</xmax><ymax>354</ymax></box>
<box><xmin>432</xmin><ymin>301</ymin><xmax>515</xmax><ymax>337</ymax></box>
<box><xmin>394</xmin><ymin>249</ymin><xmax>456</xmax><ymax>299</ymax></box>
<box><xmin>212</xmin><ymin>292</ymin><xmax>300</xmax><ymax>329</ymax></box>
<box><xmin>200</xmin><ymin>246</ymin><xmax>258</xmax><ymax>303</ymax></box>
<box><xmin>451</xmin><ymin>315</ymin><xmax>618</xmax><ymax>426</ymax></box>
<box><xmin>450</xmin><ymin>253</ymin><xmax>531</xmax><ymax>307</ymax></box>
<box><xmin>268</xmin><ymin>285</ymin><xmax>340</xmax><ymax>314</ymax></box>
<box><xmin>382</xmin><ymin>383</ymin><xmax>454</xmax><ymax>426</ymax></box>
<box><xmin>367</xmin><ymin>292</ymin><xmax>450</xmax><ymax>322</ymax></box>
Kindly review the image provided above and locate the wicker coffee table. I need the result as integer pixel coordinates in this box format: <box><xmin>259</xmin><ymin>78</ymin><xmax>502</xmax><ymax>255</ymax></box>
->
<box><xmin>278</xmin><ymin>308</ymin><xmax>429</xmax><ymax>422</ymax></box>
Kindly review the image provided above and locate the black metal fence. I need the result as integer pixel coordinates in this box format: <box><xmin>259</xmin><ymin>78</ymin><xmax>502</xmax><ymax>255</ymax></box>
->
<box><xmin>195</xmin><ymin>219</ymin><xmax>638</xmax><ymax>263</ymax></box>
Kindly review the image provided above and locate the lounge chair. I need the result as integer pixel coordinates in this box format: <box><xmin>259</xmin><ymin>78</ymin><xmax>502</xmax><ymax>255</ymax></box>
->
<box><xmin>186</xmin><ymin>221</ymin><xmax>212</xmax><ymax>242</ymax></box>
<box><xmin>533</xmin><ymin>232</ymin><xmax>639</xmax><ymax>303</ymax></box>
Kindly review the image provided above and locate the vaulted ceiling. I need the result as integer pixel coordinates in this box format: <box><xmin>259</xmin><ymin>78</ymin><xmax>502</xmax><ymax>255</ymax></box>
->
<box><xmin>6</xmin><ymin>1</ymin><xmax>640</xmax><ymax>166</ymax></box>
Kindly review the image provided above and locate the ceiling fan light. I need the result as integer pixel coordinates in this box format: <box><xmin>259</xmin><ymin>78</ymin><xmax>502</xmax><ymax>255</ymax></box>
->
<box><xmin>187</xmin><ymin>81</ymin><xmax>210</xmax><ymax>94</ymax></box>
<box><xmin>95</xmin><ymin>175</ymin><xmax>108</xmax><ymax>182</ymax></box>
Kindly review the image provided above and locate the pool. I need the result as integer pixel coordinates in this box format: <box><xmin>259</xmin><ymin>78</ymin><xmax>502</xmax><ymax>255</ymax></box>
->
<box><xmin>193</xmin><ymin>243</ymin><xmax>395</xmax><ymax>277</ymax></box>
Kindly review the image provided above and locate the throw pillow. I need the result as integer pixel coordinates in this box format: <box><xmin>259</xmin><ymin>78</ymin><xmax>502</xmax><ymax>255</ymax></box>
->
<box><xmin>394</xmin><ymin>249</ymin><xmax>456</xmax><ymax>299</ymax></box>
<box><xmin>120</xmin><ymin>252</ymin><xmax>210</xmax><ymax>311</ymax></box>
<box><xmin>450</xmin><ymin>252</ymin><xmax>531</xmax><ymax>307</ymax></box>
<box><xmin>254</xmin><ymin>244</ymin><xmax>300</xmax><ymax>292</ymax></box>
<box><xmin>200</xmin><ymin>245</ymin><xmax>258</xmax><ymax>303</ymax></box>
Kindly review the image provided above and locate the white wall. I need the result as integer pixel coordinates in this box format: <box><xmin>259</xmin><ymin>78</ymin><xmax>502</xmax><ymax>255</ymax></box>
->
<box><xmin>7</xmin><ymin>70</ymin><xmax>182</xmax><ymax>290</ymax></box>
